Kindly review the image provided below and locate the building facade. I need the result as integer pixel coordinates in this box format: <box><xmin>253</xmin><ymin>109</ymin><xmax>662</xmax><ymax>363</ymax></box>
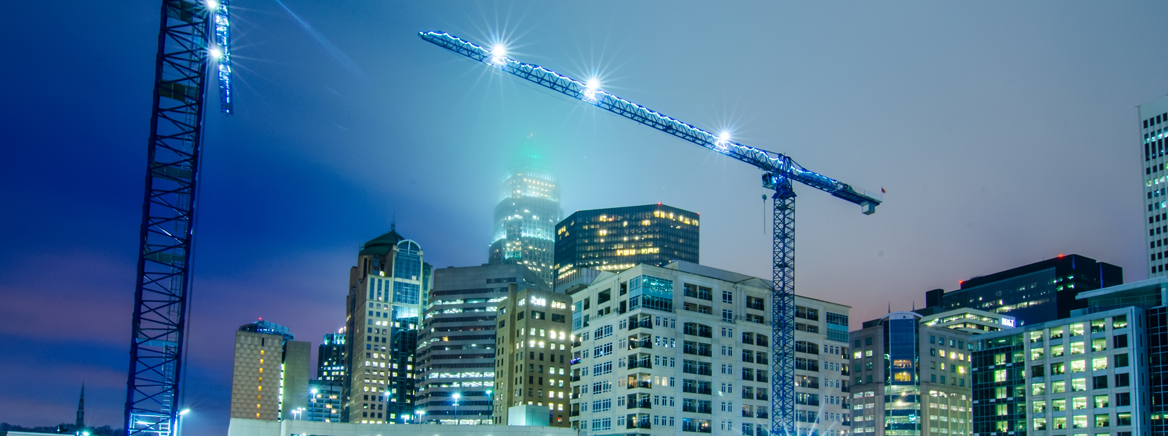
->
<box><xmin>319</xmin><ymin>331</ymin><xmax>346</xmax><ymax>384</ymax></box>
<box><xmin>343</xmin><ymin>227</ymin><xmax>432</xmax><ymax>424</ymax></box>
<box><xmin>488</xmin><ymin>156</ymin><xmax>561</xmax><ymax>287</ymax></box>
<box><xmin>230</xmin><ymin>320</ymin><xmax>310</xmax><ymax>421</ymax></box>
<box><xmin>1142</xmin><ymin>95</ymin><xmax>1168</xmax><ymax>277</ymax></box>
<box><xmin>922</xmin><ymin>254</ymin><xmax>1122</xmax><ymax>326</ymax></box>
<box><xmin>553</xmin><ymin>204</ymin><xmax>699</xmax><ymax>291</ymax></box>
<box><xmin>569</xmin><ymin>262</ymin><xmax>851</xmax><ymax>436</ymax></box>
<box><xmin>306</xmin><ymin>380</ymin><xmax>344</xmax><ymax>422</ymax></box>
<box><xmin>971</xmin><ymin>307</ymin><xmax>1148</xmax><ymax>436</ymax></box>
<box><xmin>918</xmin><ymin>308</ymin><xmax>1016</xmax><ymax>334</ymax></box>
<box><xmin>494</xmin><ymin>284</ymin><xmax>574</xmax><ymax>427</ymax></box>
<box><xmin>849</xmin><ymin>311</ymin><xmax>987</xmax><ymax>436</ymax></box>
<box><xmin>415</xmin><ymin>264</ymin><xmax>548</xmax><ymax>425</ymax></box>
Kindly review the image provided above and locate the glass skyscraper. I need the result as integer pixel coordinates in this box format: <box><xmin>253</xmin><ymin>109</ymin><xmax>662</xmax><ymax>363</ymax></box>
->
<box><xmin>1141</xmin><ymin>95</ymin><xmax>1168</xmax><ymax>277</ymax></box>
<box><xmin>553</xmin><ymin>204</ymin><xmax>699</xmax><ymax>290</ymax></box>
<box><xmin>488</xmin><ymin>155</ymin><xmax>561</xmax><ymax>287</ymax></box>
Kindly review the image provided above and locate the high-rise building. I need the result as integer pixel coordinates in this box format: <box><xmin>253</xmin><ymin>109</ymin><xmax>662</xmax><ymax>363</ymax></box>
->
<box><xmin>414</xmin><ymin>264</ymin><xmax>548</xmax><ymax>425</ymax></box>
<box><xmin>493</xmin><ymin>284</ymin><xmax>573</xmax><ymax>427</ymax></box>
<box><xmin>553</xmin><ymin>204</ymin><xmax>699</xmax><ymax>292</ymax></box>
<box><xmin>488</xmin><ymin>156</ymin><xmax>561</xmax><ymax>287</ymax></box>
<box><xmin>568</xmin><ymin>261</ymin><xmax>851</xmax><ymax>436</ymax></box>
<box><xmin>848</xmin><ymin>308</ymin><xmax>1009</xmax><ymax>436</ymax></box>
<box><xmin>318</xmin><ymin>330</ymin><xmax>346</xmax><ymax>384</ymax></box>
<box><xmin>306</xmin><ymin>380</ymin><xmax>344</xmax><ymax>422</ymax></box>
<box><xmin>922</xmin><ymin>254</ymin><xmax>1122</xmax><ymax>326</ymax></box>
<box><xmin>343</xmin><ymin>226</ymin><xmax>432</xmax><ymax>424</ymax></box>
<box><xmin>230</xmin><ymin>320</ymin><xmax>311</xmax><ymax>421</ymax></box>
<box><xmin>1141</xmin><ymin>95</ymin><xmax>1168</xmax><ymax>277</ymax></box>
<box><xmin>971</xmin><ymin>306</ymin><xmax>1147</xmax><ymax>436</ymax></box>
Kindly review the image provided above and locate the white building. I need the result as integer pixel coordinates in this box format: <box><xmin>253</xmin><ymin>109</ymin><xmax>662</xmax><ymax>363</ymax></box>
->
<box><xmin>1142</xmin><ymin>94</ymin><xmax>1168</xmax><ymax>277</ymax></box>
<box><xmin>569</xmin><ymin>262</ymin><xmax>852</xmax><ymax>436</ymax></box>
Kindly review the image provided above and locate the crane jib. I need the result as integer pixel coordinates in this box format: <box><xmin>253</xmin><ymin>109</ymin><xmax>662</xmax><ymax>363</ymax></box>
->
<box><xmin>419</xmin><ymin>31</ymin><xmax>882</xmax><ymax>211</ymax></box>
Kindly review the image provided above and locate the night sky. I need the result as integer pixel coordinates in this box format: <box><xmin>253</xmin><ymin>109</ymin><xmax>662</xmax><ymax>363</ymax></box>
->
<box><xmin>2</xmin><ymin>1</ymin><xmax>1166</xmax><ymax>435</ymax></box>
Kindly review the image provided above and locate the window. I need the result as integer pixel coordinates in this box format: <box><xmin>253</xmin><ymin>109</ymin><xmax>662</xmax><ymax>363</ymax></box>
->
<box><xmin>1116</xmin><ymin>392</ymin><xmax>1131</xmax><ymax>406</ymax></box>
<box><xmin>1116</xmin><ymin>353</ymin><xmax>1129</xmax><ymax>367</ymax></box>
<box><xmin>1093</xmin><ymin>394</ymin><xmax>1108</xmax><ymax>409</ymax></box>
<box><xmin>1092</xmin><ymin>356</ymin><xmax>1108</xmax><ymax>371</ymax></box>
<box><xmin>742</xmin><ymin>332</ymin><xmax>754</xmax><ymax>344</ymax></box>
<box><xmin>1115</xmin><ymin>373</ymin><xmax>1130</xmax><ymax>387</ymax></box>
<box><xmin>722</xmin><ymin>291</ymin><xmax>733</xmax><ymax>304</ymax></box>
<box><xmin>1113</xmin><ymin>315</ymin><xmax>1128</xmax><ymax>329</ymax></box>
<box><xmin>1094</xmin><ymin>414</ymin><xmax>1109</xmax><ymax>428</ymax></box>
<box><xmin>722</xmin><ymin>309</ymin><xmax>734</xmax><ymax>323</ymax></box>
<box><xmin>1093</xmin><ymin>375</ymin><xmax>1108</xmax><ymax>389</ymax></box>
<box><xmin>1114</xmin><ymin>334</ymin><xmax>1129</xmax><ymax>348</ymax></box>
<box><xmin>1091</xmin><ymin>338</ymin><xmax>1107</xmax><ymax>352</ymax></box>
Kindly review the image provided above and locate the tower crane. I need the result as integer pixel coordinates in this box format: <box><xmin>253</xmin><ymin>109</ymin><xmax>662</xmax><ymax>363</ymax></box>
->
<box><xmin>419</xmin><ymin>31</ymin><xmax>882</xmax><ymax>435</ymax></box>
<box><xmin>124</xmin><ymin>1</ymin><xmax>233</xmax><ymax>435</ymax></box>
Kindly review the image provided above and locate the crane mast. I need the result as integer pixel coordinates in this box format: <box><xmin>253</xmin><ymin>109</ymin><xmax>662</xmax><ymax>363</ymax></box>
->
<box><xmin>125</xmin><ymin>1</ymin><xmax>233</xmax><ymax>435</ymax></box>
<box><xmin>420</xmin><ymin>31</ymin><xmax>881</xmax><ymax>436</ymax></box>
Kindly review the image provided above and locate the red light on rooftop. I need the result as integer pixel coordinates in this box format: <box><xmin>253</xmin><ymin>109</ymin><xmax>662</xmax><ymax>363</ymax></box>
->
<box><xmin>1058</xmin><ymin>254</ymin><xmax>1064</xmax><ymax>258</ymax></box>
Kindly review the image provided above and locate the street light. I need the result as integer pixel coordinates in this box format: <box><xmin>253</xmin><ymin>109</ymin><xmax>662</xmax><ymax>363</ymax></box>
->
<box><xmin>452</xmin><ymin>393</ymin><xmax>460</xmax><ymax>424</ymax></box>
<box><xmin>415</xmin><ymin>409</ymin><xmax>425</xmax><ymax>424</ymax></box>
<box><xmin>486</xmin><ymin>390</ymin><xmax>493</xmax><ymax>424</ymax></box>
<box><xmin>175</xmin><ymin>408</ymin><xmax>190</xmax><ymax>436</ymax></box>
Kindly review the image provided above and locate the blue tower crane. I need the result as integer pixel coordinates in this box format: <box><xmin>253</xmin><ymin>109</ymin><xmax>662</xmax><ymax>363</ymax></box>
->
<box><xmin>419</xmin><ymin>31</ymin><xmax>882</xmax><ymax>436</ymax></box>
<box><xmin>124</xmin><ymin>1</ymin><xmax>233</xmax><ymax>435</ymax></box>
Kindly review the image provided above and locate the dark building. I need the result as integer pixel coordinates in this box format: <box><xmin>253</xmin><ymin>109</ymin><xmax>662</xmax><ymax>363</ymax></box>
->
<box><xmin>552</xmin><ymin>204</ymin><xmax>699</xmax><ymax>291</ymax></box>
<box><xmin>922</xmin><ymin>254</ymin><xmax>1122</xmax><ymax>326</ymax></box>
<box><xmin>318</xmin><ymin>331</ymin><xmax>346</xmax><ymax>383</ymax></box>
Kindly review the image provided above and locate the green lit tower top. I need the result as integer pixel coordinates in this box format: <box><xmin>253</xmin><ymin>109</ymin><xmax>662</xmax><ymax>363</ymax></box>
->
<box><xmin>488</xmin><ymin>153</ymin><xmax>561</xmax><ymax>287</ymax></box>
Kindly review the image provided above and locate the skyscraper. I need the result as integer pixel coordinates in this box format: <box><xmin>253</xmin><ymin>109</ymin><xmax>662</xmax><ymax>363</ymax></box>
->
<box><xmin>921</xmin><ymin>254</ymin><xmax>1122</xmax><ymax>326</ymax></box>
<box><xmin>553</xmin><ymin>204</ymin><xmax>700</xmax><ymax>291</ymax></box>
<box><xmin>488</xmin><ymin>155</ymin><xmax>561</xmax><ymax>287</ymax></box>
<box><xmin>414</xmin><ymin>264</ymin><xmax>547</xmax><ymax>425</ymax></box>
<box><xmin>343</xmin><ymin>226</ymin><xmax>432</xmax><ymax>424</ymax></box>
<box><xmin>230</xmin><ymin>320</ymin><xmax>311</xmax><ymax>421</ymax></box>
<box><xmin>318</xmin><ymin>330</ymin><xmax>346</xmax><ymax>384</ymax></box>
<box><xmin>493</xmin><ymin>283</ymin><xmax>573</xmax><ymax>427</ymax></box>
<box><xmin>1141</xmin><ymin>95</ymin><xmax>1168</xmax><ymax>277</ymax></box>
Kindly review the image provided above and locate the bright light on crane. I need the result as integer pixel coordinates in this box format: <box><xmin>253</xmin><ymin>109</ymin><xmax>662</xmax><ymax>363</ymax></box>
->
<box><xmin>490</xmin><ymin>44</ymin><xmax>508</xmax><ymax>66</ymax></box>
<box><xmin>715</xmin><ymin>131</ymin><xmax>732</xmax><ymax>150</ymax></box>
<box><xmin>583</xmin><ymin>78</ymin><xmax>601</xmax><ymax>102</ymax></box>
<box><xmin>209</xmin><ymin>47</ymin><xmax>222</xmax><ymax>60</ymax></box>
<box><xmin>206</xmin><ymin>0</ymin><xmax>218</xmax><ymax>9</ymax></box>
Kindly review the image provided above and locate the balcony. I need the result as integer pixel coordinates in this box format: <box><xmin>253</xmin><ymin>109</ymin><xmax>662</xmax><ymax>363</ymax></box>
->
<box><xmin>572</xmin><ymin>340</ymin><xmax>582</xmax><ymax>348</ymax></box>
<box><xmin>629</xmin><ymin>317</ymin><xmax>652</xmax><ymax>330</ymax></box>
<box><xmin>628</xmin><ymin>358</ymin><xmax>652</xmax><ymax>370</ymax></box>
<box><xmin>627</xmin><ymin>421</ymin><xmax>651</xmax><ymax>429</ymax></box>
<box><xmin>570</xmin><ymin>410</ymin><xmax>580</xmax><ymax>417</ymax></box>
<box><xmin>570</xmin><ymin>375</ymin><xmax>581</xmax><ymax>382</ymax></box>
<box><xmin>627</xmin><ymin>400</ymin><xmax>652</xmax><ymax>409</ymax></box>
<box><xmin>629</xmin><ymin>337</ymin><xmax>653</xmax><ymax>350</ymax></box>
<box><xmin>628</xmin><ymin>380</ymin><xmax>651</xmax><ymax>389</ymax></box>
<box><xmin>755</xmin><ymin>411</ymin><xmax>767</xmax><ymax>419</ymax></box>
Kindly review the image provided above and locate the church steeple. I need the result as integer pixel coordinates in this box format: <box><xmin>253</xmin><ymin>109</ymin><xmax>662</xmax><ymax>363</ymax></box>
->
<box><xmin>75</xmin><ymin>383</ymin><xmax>85</xmax><ymax>430</ymax></box>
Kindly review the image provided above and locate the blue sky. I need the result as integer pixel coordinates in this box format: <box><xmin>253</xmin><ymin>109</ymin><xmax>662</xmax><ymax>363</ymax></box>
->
<box><xmin>1</xmin><ymin>1</ymin><xmax>1166</xmax><ymax>435</ymax></box>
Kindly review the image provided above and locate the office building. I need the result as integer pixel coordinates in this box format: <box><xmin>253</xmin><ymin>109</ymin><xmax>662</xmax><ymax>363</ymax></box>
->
<box><xmin>922</xmin><ymin>254</ymin><xmax>1122</xmax><ymax>326</ymax></box>
<box><xmin>918</xmin><ymin>308</ymin><xmax>1016</xmax><ymax>334</ymax></box>
<box><xmin>569</xmin><ymin>261</ymin><xmax>851</xmax><ymax>436</ymax></box>
<box><xmin>971</xmin><ymin>306</ymin><xmax>1148</xmax><ymax>436</ymax></box>
<box><xmin>319</xmin><ymin>330</ymin><xmax>346</xmax><ymax>384</ymax></box>
<box><xmin>230</xmin><ymin>320</ymin><xmax>311</xmax><ymax>421</ymax></box>
<box><xmin>488</xmin><ymin>155</ymin><xmax>561</xmax><ymax>287</ymax></box>
<box><xmin>343</xmin><ymin>226</ymin><xmax>432</xmax><ymax>424</ymax></box>
<box><xmin>306</xmin><ymin>380</ymin><xmax>344</xmax><ymax>422</ymax></box>
<box><xmin>494</xmin><ymin>284</ymin><xmax>573</xmax><ymax>426</ymax></box>
<box><xmin>849</xmin><ymin>309</ymin><xmax>1003</xmax><ymax>436</ymax></box>
<box><xmin>1142</xmin><ymin>95</ymin><xmax>1168</xmax><ymax>277</ymax></box>
<box><xmin>415</xmin><ymin>264</ymin><xmax>548</xmax><ymax>425</ymax></box>
<box><xmin>553</xmin><ymin>204</ymin><xmax>699</xmax><ymax>292</ymax></box>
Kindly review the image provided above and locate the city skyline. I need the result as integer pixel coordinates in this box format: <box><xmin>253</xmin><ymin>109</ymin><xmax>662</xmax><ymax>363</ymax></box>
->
<box><xmin>1</xmin><ymin>2</ymin><xmax>1167</xmax><ymax>436</ymax></box>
